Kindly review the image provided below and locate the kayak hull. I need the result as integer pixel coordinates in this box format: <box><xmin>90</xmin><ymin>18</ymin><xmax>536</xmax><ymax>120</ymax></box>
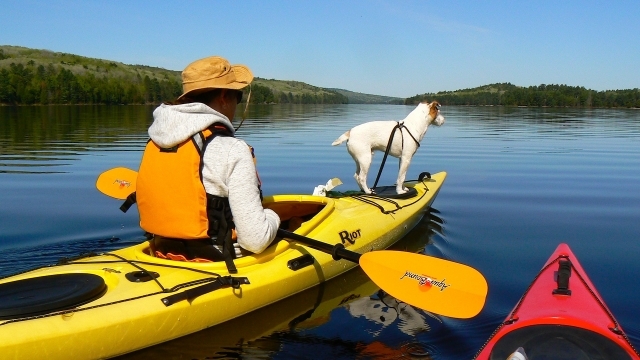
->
<box><xmin>474</xmin><ymin>243</ymin><xmax>640</xmax><ymax>360</ymax></box>
<box><xmin>0</xmin><ymin>172</ymin><xmax>445</xmax><ymax>359</ymax></box>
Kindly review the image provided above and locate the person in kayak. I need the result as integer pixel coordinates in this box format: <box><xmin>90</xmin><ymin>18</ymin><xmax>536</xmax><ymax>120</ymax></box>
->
<box><xmin>135</xmin><ymin>55</ymin><xmax>280</xmax><ymax>272</ymax></box>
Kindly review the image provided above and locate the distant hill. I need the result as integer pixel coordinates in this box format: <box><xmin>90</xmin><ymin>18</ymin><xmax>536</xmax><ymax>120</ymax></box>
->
<box><xmin>249</xmin><ymin>78</ymin><xmax>348</xmax><ymax>104</ymax></box>
<box><xmin>0</xmin><ymin>45</ymin><xmax>181</xmax><ymax>82</ymax></box>
<box><xmin>0</xmin><ymin>45</ymin><xmax>182</xmax><ymax>104</ymax></box>
<box><xmin>327</xmin><ymin>88</ymin><xmax>403</xmax><ymax>104</ymax></box>
<box><xmin>3</xmin><ymin>45</ymin><xmax>638</xmax><ymax>108</ymax></box>
<box><xmin>0</xmin><ymin>45</ymin><xmax>349</xmax><ymax>105</ymax></box>
<box><xmin>406</xmin><ymin>82</ymin><xmax>640</xmax><ymax>108</ymax></box>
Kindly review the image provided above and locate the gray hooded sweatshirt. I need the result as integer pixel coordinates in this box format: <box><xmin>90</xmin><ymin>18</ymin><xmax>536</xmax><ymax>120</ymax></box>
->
<box><xmin>148</xmin><ymin>103</ymin><xmax>280</xmax><ymax>254</ymax></box>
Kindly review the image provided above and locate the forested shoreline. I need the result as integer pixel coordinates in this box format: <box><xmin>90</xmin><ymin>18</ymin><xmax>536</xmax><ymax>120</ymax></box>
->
<box><xmin>0</xmin><ymin>46</ymin><xmax>348</xmax><ymax>105</ymax></box>
<box><xmin>0</xmin><ymin>61</ymin><xmax>348</xmax><ymax>105</ymax></box>
<box><xmin>1</xmin><ymin>47</ymin><xmax>638</xmax><ymax>108</ymax></box>
<box><xmin>406</xmin><ymin>83</ymin><xmax>640</xmax><ymax>108</ymax></box>
<box><xmin>0</xmin><ymin>61</ymin><xmax>181</xmax><ymax>105</ymax></box>
<box><xmin>245</xmin><ymin>83</ymin><xmax>348</xmax><ymax>104</ymax></box>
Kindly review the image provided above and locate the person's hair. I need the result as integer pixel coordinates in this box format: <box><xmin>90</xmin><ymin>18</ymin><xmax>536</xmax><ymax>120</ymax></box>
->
<box><xmin>165</xmin><ymin>89</ymin><xmax>242</xmax><ymax>106</ymax></box>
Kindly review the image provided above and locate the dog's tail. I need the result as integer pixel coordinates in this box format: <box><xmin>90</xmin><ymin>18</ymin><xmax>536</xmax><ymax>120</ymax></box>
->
<box><xmin>331</xmin><ymin>130</ymin><xmax>350</xmax><ymax>146</ymax></box>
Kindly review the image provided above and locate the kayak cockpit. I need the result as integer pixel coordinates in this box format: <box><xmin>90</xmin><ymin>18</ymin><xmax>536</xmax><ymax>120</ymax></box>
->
<box><xmin>130</xmin><ymin>195</ymin><xmax>334</xmax><ymax>270</ymax></box>
<box><xmin>490</xmin><ymin>324</ymin><xmax>634</xmax><ymax>360</ymax></box>
<box><xmin>264</xmin><ymin>194</ymin><xmax>332</xmax><ymax>233</ymax></box>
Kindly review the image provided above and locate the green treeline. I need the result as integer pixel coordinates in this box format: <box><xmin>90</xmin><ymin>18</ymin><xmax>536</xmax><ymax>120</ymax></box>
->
<box><xmin>406</xmin><ymin>83</ymin><xmax>640</xmax><ymax>108</ymax></box>
<box><xmin>247</xmin><ymin>83</ymin><xmax>348</xmax><ymax>104</ymax></box>
<box><xmin>0</xmin><ymin>60</ymin><xmax>349</xmax><ymax>105</ymax></box>
<box><xmin>0</xmin><ymin>47</ymin><xmax>348</xmax><ymax>105</ymax></box>
<box><xmin>0</xmin><ymin>61</ymin><xmax>348</xmax><ymax>105</ymax></box>
<box><xmin>0</xmin><ymin>59</ymin><xmax>182</xmax><ymax>105</ymax></box>
<box><xmin>4</xmin><ymin>46</ymin><xmax>637</xmax><ymax>108</ymax></box>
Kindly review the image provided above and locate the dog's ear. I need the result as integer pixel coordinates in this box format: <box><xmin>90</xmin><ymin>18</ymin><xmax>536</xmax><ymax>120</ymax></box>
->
<box><xmin>429</xmin><ymin>101</ymin><xmax>441</xmax><ymax>119</ymax></box>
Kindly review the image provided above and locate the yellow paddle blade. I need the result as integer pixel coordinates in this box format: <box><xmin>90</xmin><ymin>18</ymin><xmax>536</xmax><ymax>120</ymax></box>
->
<box><xmin>96</xmin><ymin>167</ymin><xmax>138</xmax><ymax>200</ymax></box>
<box><xmin>359</xmin><ymin>251</ymin><xmax>488</xmax><ymax>319</ymax></box>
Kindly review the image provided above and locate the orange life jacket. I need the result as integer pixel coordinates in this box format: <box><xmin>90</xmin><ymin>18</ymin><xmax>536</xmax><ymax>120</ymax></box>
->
<box><xmin>136</xmin><ymin>126</ymin><xmax>233</xmax><ymax>239</ymax></box>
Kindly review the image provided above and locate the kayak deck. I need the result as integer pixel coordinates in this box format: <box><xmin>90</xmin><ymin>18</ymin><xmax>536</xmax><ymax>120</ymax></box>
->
<box><xmin>475</xmin><ymin>243</ymin><xmax>640</xmax><ymax>360</ymax></box>
<box><xmin>0</xmin><ymin>172</ymin><xmax>446</xmax><ymax>359</ymax></box>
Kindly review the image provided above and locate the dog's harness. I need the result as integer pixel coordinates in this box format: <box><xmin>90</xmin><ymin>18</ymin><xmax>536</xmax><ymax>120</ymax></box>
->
<box><xmin>371</xmin><ymin>121</ymin><xmax>421</xmax><ymax>191</ymax></box>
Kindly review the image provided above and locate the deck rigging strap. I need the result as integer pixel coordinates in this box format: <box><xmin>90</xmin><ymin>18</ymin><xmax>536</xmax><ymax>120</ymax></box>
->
<box><xmin>0</xmin><ymin>251</ymin><xmax>252</xmax><ymax>326</ymax></box>
<box><xmin>350</xmin><ymin>174</ymin><xmax>431</xmax><ymax>214</ymax></box>
<box><xmin>351</xmin><ymin>194</ymin><xmax>402</xmax><ymax>214</ymax></box>
<box><xmin>161</xmin><ymin>275</ymin><xmax>250</xmax><ymax>306</ymax></box>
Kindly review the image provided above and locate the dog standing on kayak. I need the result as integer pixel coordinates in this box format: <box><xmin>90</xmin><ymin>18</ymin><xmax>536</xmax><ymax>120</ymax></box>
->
<box><xmin>332</xmin><ymin>101</ymin><xmax>444</xmax><ymax>194</ymax></box>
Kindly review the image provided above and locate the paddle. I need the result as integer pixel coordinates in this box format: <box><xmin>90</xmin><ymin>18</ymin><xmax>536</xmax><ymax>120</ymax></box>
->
<box><xmin>277</xmin><ymin>228</ymin><xmax>487</xmax><ymax>319</ymax></box>
<box><xmin>96</xmin><ymin>167</ymin><xmax>138</xmax><ymax>200</ymax></box>
<box><xmin>96</xmin><ymin>167</ymin><xmax>488</xmax><ymax>318</ymax></box>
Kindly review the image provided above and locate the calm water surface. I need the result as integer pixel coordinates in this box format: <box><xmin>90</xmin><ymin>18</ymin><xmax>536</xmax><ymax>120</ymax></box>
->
<box><xmin>1</xmin><ymin>105</ymin><xmax>639</xmax><ymax>359</ymax></box>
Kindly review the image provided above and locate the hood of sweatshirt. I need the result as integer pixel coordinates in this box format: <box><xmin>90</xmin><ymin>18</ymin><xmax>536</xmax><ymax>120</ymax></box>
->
<box><xmin>148</xmin><ymin>103</ymin><xmax>235</xmax><ymax>148</ymax></box>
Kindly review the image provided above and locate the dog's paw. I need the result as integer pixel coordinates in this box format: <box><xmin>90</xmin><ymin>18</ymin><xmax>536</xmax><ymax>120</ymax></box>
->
<box><xmin>396</xmin><ymin>187</ymin><xmax>409</xmax><ymax>194</ymax></box>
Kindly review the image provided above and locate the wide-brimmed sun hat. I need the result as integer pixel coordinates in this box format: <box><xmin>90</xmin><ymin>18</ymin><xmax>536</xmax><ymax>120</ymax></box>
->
<box><xmin>178</xmin><ymin>56</ymin><xmax>253</xmax><ymax>100</ymax></box>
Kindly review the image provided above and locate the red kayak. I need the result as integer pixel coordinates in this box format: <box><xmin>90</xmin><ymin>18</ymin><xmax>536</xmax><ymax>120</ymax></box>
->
<box><xmin>475</xmin><ymin>243</ymin><xmax>640</xmax><ymax>360</ymax></box>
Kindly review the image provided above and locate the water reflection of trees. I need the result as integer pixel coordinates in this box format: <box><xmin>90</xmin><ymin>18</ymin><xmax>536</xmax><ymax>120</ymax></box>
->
<box><xmin>0</xmin><ymin>105</ymin><xmax>153</xmax><ymax>152</ymax></box>
<box><xmin>445</xmin><ymin>106</ymin><xmax>640</xmax><ymax>139</ymax></box>
<box><xmin>0</xmin><ymin>104</ymin><xmax>359</xmax><ymax>152</ymax></box>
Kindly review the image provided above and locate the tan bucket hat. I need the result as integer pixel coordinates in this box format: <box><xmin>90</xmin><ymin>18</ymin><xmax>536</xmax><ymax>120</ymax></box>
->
<box><xmin>178</xmin><ymin>56</ymin><xmax>253</xmax><ymax>100</ymax></box>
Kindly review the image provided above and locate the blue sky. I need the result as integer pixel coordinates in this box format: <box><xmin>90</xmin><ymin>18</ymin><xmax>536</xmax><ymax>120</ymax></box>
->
<box><xmin>1</xmin><ymin>0</ymin><xmax>638</xmax><ymax>98</ymax></box>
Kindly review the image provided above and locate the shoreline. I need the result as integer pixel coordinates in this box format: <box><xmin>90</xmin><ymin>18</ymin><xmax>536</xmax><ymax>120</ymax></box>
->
<box><xmin>2</xmin><ymin>103</ymin><xmax>639</xmax><ymax>109</ymax></box>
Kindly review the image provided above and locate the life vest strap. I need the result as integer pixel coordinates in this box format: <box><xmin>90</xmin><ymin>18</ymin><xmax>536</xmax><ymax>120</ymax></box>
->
<box><xmin>207</xmin><ymin>194</ymin><xmax>238</xmax><ymax>274</ymax></box>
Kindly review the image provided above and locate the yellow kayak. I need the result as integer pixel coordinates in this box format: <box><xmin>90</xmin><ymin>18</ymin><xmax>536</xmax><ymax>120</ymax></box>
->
<box><xmin>0</xmin><ymin>172</ymin><xmax>446</xmax><ymax>359</ymax></box>
<box><xmin>122</xmin><ymin>223</ymin><xmax>438</xmax><ymax>359</ymax></box>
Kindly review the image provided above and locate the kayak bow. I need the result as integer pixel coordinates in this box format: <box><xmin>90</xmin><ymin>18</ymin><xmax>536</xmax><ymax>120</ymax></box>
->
<box><xmin>474</xmin><ymin>243</ymin><xmax>640</xmax><ymax>360</ymax></box>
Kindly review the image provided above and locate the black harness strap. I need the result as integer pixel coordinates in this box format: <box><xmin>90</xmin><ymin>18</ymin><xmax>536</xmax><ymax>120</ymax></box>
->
<box><xmin>402</xmin><ymin>123</ymin><xmax>421</xmax><ymax>147</ymax></box>
<box><xmin>372</xmin><ymin>122</ymin><xmax>421</xmax><ymax>191</ymax></box>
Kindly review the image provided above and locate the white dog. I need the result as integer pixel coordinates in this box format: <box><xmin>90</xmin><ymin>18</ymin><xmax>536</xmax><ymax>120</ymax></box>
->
<box><xmin>332</xmin><ymin>101</ymin><xmax>444</xmax><ymax>194</ymax></box>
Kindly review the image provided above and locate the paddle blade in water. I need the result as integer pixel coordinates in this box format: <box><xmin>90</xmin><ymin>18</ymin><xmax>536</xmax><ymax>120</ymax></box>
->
<box><xmin>96</xmin><ymin>167</ymin><xmax>138</xmax><ymax>200</ymax></box>
<box><xmin>359</xmin><ymin>251</ymin><xmax>487</xmax><ymax>318</ymax></box>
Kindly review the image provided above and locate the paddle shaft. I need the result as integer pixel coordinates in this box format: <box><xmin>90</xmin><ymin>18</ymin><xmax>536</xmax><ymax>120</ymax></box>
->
<box><xmin>277</xmin><ymin>229</ymin><xmax>361</xmax><ymax>263</ymax></box>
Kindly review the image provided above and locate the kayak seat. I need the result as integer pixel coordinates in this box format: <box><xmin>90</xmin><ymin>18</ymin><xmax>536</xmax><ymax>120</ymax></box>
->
<box><xmin>154</xmin><ymin>251</ymin><xmax>213</xmax><ymax>263</ymax></box>
<box><xmin>268</xmin><ymin>203</ymin><xmax>326</xmax><ymax>232</ymax></box>
<box><xmin>490</xmin><ymin>324</ymin><xmax>633</xmax><ymax>360</ymax></box>
<box><xmin>0</xmin><ymin>273</ymin><xmax>107</xmax><ymax>320</ymax></box>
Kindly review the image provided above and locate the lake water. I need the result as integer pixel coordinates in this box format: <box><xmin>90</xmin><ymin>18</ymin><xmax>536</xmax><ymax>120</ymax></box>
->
<box><xmin>1</xmin><ymin>104</ymin><xmax>639</xmax><ymax>359</ymax></box>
